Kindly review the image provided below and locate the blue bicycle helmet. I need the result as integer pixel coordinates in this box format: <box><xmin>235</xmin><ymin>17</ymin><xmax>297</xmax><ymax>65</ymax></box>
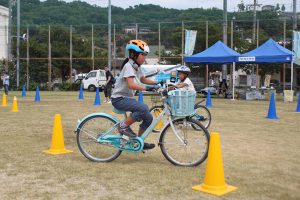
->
<box><xmin>126</xmin><ymin>40</ymin><xmax>150</xmax><ymax>54</ymax></box>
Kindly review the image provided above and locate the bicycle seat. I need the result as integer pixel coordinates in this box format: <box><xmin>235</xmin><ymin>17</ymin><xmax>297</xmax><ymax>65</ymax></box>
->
<box><xmin>112</xmin><ymin>107</ymin><xmax>126</xmax><ymax>114</ymax></box>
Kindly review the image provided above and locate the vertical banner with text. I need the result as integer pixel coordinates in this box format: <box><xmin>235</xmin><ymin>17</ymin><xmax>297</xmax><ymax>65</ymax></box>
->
<box><xmin>293</xmin><ymin>31</ymin><xmax>300</xmax><ymax>65</ymax></box>
<box><xmin>184</xmin><ymin>30</ymin><xmax>197</xmax><ymax>56</ymax></box>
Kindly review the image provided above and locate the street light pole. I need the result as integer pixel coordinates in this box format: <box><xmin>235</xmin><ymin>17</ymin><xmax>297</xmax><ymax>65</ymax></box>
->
<box><xmin>16</xmin><ymin>0</ymin><xmax>20</xmax><ymax>88</ymax></box>
<box><xmin>222</xmin><ymin>0</ymin><xmax>228</xmax><ymax>80</ymax></box>
<box><xmin>293</xmin><ymin>0</ymin><xmax>297</xmax><ymax>30</ymax></box>
<box><xmin>108</xmin><ymin>0</ymin><xmax>112</xmax><ymax>71</ymax></box>
<box><xmin>8</xmin><ymin>0</ymin><xmax>12</xmax><ymax>70</ymax></box>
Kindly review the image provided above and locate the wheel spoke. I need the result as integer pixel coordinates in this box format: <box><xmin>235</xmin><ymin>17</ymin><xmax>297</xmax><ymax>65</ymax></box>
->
<box><xmin>160</xmin><ymin>118</ymin><xmax>209</xmax><ymax>166</ymax></box>
<box><xmin>77</xmin><ymin>115</ymin><xmax>122</xmax><ymax>162</ymax></box>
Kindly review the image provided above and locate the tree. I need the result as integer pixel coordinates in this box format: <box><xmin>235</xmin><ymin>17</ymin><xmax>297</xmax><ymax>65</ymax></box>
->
<box><xmin>238</xmin><ymin>1</ymin><xmax>245</xmax><ymax>12</ymax></box>
<box><xmin>275</xmin><ymin>3</ymin><xmax>280</xmax><ymax>11</ymax></box>
<box><xmin>281</xmin><ymin>4</ymin><xmax>286</xmax><ymax>12</ymax></box>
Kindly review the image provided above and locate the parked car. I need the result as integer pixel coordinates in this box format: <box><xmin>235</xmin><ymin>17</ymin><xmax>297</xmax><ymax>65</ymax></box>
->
<box><xmin>81</xmin><ymin>69</ymin><xmax>106</xmax><ymax>92</ymax></box>
<box><xmin>200</xmin><ymin>86</ymin><xmax>218</xmax><ymax>95</ymax></box>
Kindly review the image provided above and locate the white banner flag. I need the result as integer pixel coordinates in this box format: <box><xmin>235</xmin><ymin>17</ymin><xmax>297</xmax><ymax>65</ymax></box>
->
<box><xmin>293</xmin><ymin>31</ymin><xmax>300</xmax><ymax>65</ymax></box>
<box><xmin>184</xmin><ymin>30</ymin><xmax>197</xmax><ymax>56</ymax></box>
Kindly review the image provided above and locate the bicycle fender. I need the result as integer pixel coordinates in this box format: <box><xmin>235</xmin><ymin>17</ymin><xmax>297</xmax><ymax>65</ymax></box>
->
<box><xmin>76</xmin><ymin>112</ymin><xmax>120</xmax><ymax>131</ymax></box>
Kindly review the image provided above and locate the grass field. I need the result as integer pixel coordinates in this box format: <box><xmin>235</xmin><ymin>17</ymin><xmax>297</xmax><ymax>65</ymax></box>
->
<box><xmin>0</xmin><ymin>91</ymin><xmax>299</xmax><ymax>200</ymax></box>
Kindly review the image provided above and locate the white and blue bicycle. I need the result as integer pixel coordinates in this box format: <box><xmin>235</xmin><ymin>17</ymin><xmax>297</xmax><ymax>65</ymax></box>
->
<box><xmin>76</xmin><ymin>89</ymin><xmax>210</xmax><ymax>167</ymax></box>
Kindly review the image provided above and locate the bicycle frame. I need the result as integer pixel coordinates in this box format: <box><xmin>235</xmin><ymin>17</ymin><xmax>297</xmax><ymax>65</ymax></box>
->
<box><xmin>76</xmin><ymin>92</ymin><xmax>186</xmax><ymax>153</ymax></box>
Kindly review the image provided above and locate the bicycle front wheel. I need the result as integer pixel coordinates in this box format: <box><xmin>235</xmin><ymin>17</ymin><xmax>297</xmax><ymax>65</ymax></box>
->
<box><xmin>76</xmin><ymin>115</ymin><xmax>122</xmax><ymax>162</ymax></box>
<box><xmin>193</xmin><ymin>104</ymin><xmax>211</xmax><ymax>129</ymax></box>
<box><xmin>159</xmin><ymin>118</ymin><xmax>210</xmax><ymax>166</ymax></box>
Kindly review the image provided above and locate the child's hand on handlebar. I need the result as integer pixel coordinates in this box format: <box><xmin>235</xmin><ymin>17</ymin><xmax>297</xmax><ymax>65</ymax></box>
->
<box><xmin>145</xmin><ymin>85</ymin><xmax>160</xmax><ymax>92</ymax></box>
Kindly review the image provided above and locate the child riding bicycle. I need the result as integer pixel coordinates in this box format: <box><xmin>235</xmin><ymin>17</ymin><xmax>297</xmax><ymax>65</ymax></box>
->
<box><xmin>168</xmin><ymin>66</ymin><xmax>195</xmax><ymax>91</ymax></box>
<box><xmin>111</xmin><ymin>40</ymin><xmax>160</xmax><ymax>150</ymax></box>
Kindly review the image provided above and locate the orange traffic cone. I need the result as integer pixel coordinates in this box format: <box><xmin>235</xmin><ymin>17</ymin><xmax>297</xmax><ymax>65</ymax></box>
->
<box><xmin>43</xmin><ymin>114</ymin><xmax>72</xmax><ymax>155</ymax></box>
<box><xmin>192</xmin><ymin>132</ymin><xmax>237</xmax><ymax>196</ymax></box>
<box><xmin>1</xmin><ymin>93</ymin><xmax>7</xmax><ymax>107</ymax></box>
<box><xmin>12</xmin><ymin>96</ymin><xmax>19</xmax><ymax>112</ymax></box>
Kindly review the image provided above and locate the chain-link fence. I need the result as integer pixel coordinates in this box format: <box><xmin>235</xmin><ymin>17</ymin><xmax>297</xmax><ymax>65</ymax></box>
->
<box><xmin>0</xmin><ymin>18</ymin><xmax>294</xmax><ymax>90</ymax></box>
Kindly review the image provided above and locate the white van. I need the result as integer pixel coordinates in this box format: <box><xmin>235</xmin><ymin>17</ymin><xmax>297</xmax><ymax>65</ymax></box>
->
<box><xmin>82</xmin><ymin>69</ymin><xmax>106</xmax><ymax>92</ymax></box>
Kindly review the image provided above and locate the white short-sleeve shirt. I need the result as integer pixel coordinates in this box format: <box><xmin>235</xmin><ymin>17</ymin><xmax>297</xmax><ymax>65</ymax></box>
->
<box><xmin>111</xmin><ymin>59</ymin><xmax>144</xmax><ymax>98</ymax></box>
<box><xmin>177</xmin><ymin>77</ymin><xmax>195</xmax><ymax>91</ymax></box>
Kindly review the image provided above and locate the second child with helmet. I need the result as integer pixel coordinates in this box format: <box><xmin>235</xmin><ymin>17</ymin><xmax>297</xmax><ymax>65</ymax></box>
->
<box><xmin>168</xmin><ymin>66</ymin><xmax>195</xmax><ymax>91</ymax></box>
<box><xmin>111</xmin><ymin>40</ymin><xmax>161</xmax><ymax>150</ymax></box>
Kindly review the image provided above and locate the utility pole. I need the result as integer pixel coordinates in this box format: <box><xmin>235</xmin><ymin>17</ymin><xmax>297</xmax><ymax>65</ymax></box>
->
<box><xmin>158</xmin><ymin>22</ymin><xmax>161</xmax><ymax>63</ymax></box>
<box><xmin>108</xmin><ymin>0</ymin><xmax>112</xmax><ymax>71</ymax></box>
<box><xmin>92</xmin><ymin>24</ymin><xmax>94</xmax><ymax>70</ymax></box>
<box><xmin>113</xmin><ymin>24</ymin><xmax>116</xmax><ymax>76</ymax></box>
<box><xmin>293</xmin><ymin>0</ymin><xmax>297</xmax><ymax>30</ymax></box>
<box><xmin>48</xmin><ymin>25</ymin><xmax>51</xmax><ymax>90</ymax></box>
<box><xmin>16</xmin><ymin>0</ymin><xmax>20</xmax><ymax>88</ymax></box>
<box><xmin>7</xmin><ymin>0</ymin><xmax>13</xmax><ymax>71</ymax></box>
<box><xmin>206</xmin><ymin>21</ymin><xmax>208</xmax><ymax>87</ymax></box>
<box><xmin>136</xmin><ymin>23</ymin><xmax>138</xmax><ymax>39</ymax></box>
<box><xmin>26</xmin><ymin>26</ymin><xmax>29</xmax><ymax>90</ymax></box>
<box><xmin>248</xmin><ymin>0</ymin><xmax>261</xmax><ymax>87</ymax></box>
<box><xmin>248</xmin><ymin>0</ymin><xmax>261</xmax><ymax>42</ymax></box>
<box><xmin>182</xmin><ymin>21</ymin><xmax>184</xmax><ymax>65</ymax></box>
<box><xmin>256</xmin><ymin>20</ymin><xmax>259</xmax><ymax>88</ymax></box>
<box><xmin>292</xmin><ymin>0</ymin><xmax>296</xmax><ymax>91</ymax></box>
<box><xmin>70</xmin><ymin>25</ymin><xmax>72</xmax><ymax>83</ymax></box>
<box><xmin>222</xmin><ymin>0</ymin><xmax>228</xmax><ymax>80</ymax></box>
<box><xmin>283</xmin><ymin>19</ymin><xmax>286</xmax><ymax>89</ymax></box>
<box><xmin>252</xmin><ymin>0</ymin><xmax>257</xmax><ymax>42</ymax></box>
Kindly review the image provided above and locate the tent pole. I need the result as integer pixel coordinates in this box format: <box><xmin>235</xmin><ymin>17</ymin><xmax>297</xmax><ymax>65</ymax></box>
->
<box><xmin>232</xmin><ymin>62</ymin><xmax>235</xmax><ymax>100</ymax></box>
<box><xmin>256</xmin><ymin>65</ymin><xmax>259</xmax><ymax>88</ymax></box>
<box><xmin>206</xmin><ymin>65</ymin><xmax>208</xmax><ymax>87</ymax></box>
<box><xmin>283</xmin><ymin>64</ymin><xmax>286</xmax><ymax>89</ymax></box>
<box><xmin>291</xmin><ymin>61</ymin><xmax>293</xmax><ymax>91</ymax></box>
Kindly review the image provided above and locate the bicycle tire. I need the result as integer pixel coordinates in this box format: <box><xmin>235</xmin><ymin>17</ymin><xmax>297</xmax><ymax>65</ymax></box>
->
<box><xmin>159</xmin><ymin>118</ymin><xmax>210</xmax><ymax>167</ymax></box>
<box><xmin>76</xmin><ymin>115</ymin><xmax>122</xmax><ymax>162</ymax></box>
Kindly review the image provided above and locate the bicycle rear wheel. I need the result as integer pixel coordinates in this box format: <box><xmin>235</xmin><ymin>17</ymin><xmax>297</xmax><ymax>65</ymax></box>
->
<box><xmin>76</xmin><ymin>115</ymin><xmax>122</xmax><ymax>162</ymax></box>
<box><xmin>159</xmin><ymin>118</ymin><xmax>210</xmax><ymax>166</ymax></box>
<box><xmin>192</xmin><ymin>104</ymin><xmax>211</xmax><ymax>129</ymax></box>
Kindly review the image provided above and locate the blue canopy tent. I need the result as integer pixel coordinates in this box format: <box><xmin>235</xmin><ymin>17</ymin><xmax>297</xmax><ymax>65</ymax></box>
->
<box><xmin>237</xmin><ymin>38</ymin><xmax>293</xmax><ymax>90</ymax></box>
<box><xmin>184</xmin><ymin>40</ymin><xmax>241</xmax><ymax>63</ymax></box>
<box><xmin>184</xmin><ymin>40</ymin><xmax>241</xmax><ymax>99</ymax></box>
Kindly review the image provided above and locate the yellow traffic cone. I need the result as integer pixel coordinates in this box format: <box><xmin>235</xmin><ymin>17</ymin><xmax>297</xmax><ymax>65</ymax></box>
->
<box><xmin>1</xmin><ymin>93</ymin><xmax>7</xmax><ymax>107</ymax></box>
<box><xmin>154</xmin><ymin>108</ymin><xmax>163</xmax><ymax>130</ymax></box>
<box><xmin>192</xmin><ymin>132</ymin><xmax>237</xmax><ymax>196</ymax></box>
<box><xmin>43</xmin><ymin>114</ymin><xmax>73</xmax><ymax>155</ymax></box>
<box><xmin>12</xmin><ymin>96</ymin><xmax>19</xmax><ymax>112</ymax></box>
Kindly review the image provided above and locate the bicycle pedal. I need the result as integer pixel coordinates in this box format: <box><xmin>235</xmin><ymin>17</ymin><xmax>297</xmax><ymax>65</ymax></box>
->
<box><xmin>142</xmin><ymin>150</ymin><xmax>147</xmax><ymax>154</ymax></box>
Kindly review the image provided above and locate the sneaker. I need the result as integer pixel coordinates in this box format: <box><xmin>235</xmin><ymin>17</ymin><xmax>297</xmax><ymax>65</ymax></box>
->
<box><xmin>117</xmin><ymin>124</ymin><xmax>137</xmax><ymax>138</ymax></box>
<box><xmin>107</xmin><ymin>100</ymin><xmax>111</xmax><ymax>103</ymax></box>
<box><xmin>143</xmin><ymin>142</ymin><xmax>155</xmax><ymax>150</ymax></box>
<box><xmin>103</xmin><ymin>99</ymin><xmax>108</xmax><ymax>103</ymax></box>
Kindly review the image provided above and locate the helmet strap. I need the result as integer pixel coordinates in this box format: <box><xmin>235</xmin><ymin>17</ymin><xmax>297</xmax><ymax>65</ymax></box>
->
<box><xmin>128</xmin><ymin>58</ymin><xmax>139</xmax><ymax>70</ymax></box>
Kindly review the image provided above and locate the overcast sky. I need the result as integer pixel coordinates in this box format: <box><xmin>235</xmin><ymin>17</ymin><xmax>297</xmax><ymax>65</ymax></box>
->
<box><xmin>63</xmin><ymin>0</ymin><xmax>297</xmax><ymax>12</ymax></box>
